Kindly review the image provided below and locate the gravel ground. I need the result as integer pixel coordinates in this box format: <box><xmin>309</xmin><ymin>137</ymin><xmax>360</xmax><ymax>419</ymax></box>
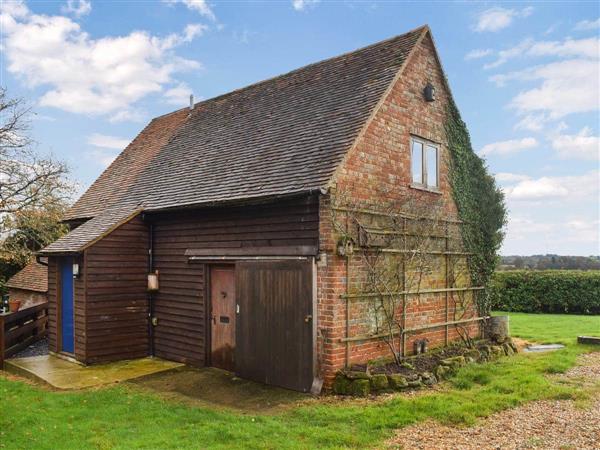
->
<box><xmin>10</xmin><ymin>337</ymin><xmax>49</xmax><ymax>358</ymax></box>
<box><xmin>388</xmin><ymin>352</ymin><xmax>600</xmax><ymax>450</ymax></box>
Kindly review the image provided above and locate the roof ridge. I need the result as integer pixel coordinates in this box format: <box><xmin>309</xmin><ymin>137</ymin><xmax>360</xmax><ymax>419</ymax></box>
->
<box><xmin>182</xmin><ymin>25</ymin><xmax>428</xmax><ymax>114</ymax></box>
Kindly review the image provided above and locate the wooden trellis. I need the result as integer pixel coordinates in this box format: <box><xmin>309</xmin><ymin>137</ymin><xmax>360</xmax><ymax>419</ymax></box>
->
<box><xmin>332</xmin><ymin>206</ymin><xmax>486</xmax><ymax>362</ymax></box>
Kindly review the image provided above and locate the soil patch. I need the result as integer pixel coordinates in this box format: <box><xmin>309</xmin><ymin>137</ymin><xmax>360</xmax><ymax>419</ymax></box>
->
<box><xmin>129</xmin><ymin>366</ymin><xmax>311</xmax><ymax>414</ymax></box>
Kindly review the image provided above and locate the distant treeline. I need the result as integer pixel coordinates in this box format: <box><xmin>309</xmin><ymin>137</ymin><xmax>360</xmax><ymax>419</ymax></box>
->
<box><xmin>500</xmin><ymin>254</ymin><xmax>600</xmax><ymax>271</ymax></box>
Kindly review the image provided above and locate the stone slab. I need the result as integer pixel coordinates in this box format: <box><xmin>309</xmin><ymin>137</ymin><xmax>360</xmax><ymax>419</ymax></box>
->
<box><xmin>524</xmin><ymin>344</ymin><xmax>565</xmax><ymax>353</ymax></box>
<box><xmin>577</xmin><ymin>336</ymin><xmax>600</xmax><ymax>346</ymax></box>
<box><xmin>4</xmin><ymin>355</ymin><xmax>183</xmax><ymax>389</ymax></box>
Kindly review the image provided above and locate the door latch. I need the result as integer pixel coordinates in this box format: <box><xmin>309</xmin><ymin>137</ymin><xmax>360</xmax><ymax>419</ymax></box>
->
<box><xmin>236</xmin><ymin>304</ymin><xmax>240</xmax><ymax>314</ymax></box>
<box><xmin>304</xmin><ymin>314</ymin><xmax>312</xmax><ymax>323</ymax></box>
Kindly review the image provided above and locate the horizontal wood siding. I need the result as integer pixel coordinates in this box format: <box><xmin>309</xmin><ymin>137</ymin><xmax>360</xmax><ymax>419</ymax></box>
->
<box><xmin>150</xmin><ymin>194</ymin><xmax>319</xmax><ymax>367</ymax></box>
<box><xmin>84</xmin><ymin>215</ymin><xmax>149</xmax><ymax>364</ymax></box>
<box><xmin>47</xmin><ymin>257</ymin><xmax>58</xmax><ymax>353</ymax></box>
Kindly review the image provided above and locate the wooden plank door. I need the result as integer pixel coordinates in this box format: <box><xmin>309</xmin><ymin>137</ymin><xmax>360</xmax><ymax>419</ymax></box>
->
<box><xmin>236</xmin><ymin>260</ymin><xmax>313</xmax><ymax>392</ymax></box>
<box><xmin>60</xmin><ymin>258</ymin><xmax>74</xmax><ymax>354</ymax></box>
<box><xmin>210</xmin><ymin>266</ymin><xmax>236</xmax><ymax>371</ymax></box>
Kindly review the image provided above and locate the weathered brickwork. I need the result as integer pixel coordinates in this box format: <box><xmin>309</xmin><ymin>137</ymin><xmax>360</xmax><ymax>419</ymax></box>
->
<box><xmin>316</xmin><ymin>32</ymin><xmax>479</xmax><ymax>386</ymax></box>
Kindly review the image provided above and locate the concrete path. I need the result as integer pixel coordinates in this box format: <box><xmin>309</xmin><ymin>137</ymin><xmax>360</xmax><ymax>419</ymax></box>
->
<box><xmin>4</xmin><ymin>355</ymin><xmax>183</xmax><ymax>389</ymax></box>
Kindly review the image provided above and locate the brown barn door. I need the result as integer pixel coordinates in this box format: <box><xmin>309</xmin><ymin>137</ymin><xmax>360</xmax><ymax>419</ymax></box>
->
<box><xmin>236</xmin><ymin>260</ymin><xmax>313</xmax><ymax>392</ymax></box>
<box><xmin>210</xmin><ymin>266</ymin><xmax>236</xmax><ymax>371</ymax></box>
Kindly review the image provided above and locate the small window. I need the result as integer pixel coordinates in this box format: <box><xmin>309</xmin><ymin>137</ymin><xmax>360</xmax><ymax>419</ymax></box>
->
<box><xmin>410</xmin><ymin>137</ymin><xmax>439</xmax><ymax>190</ymax></box>
<box><xmin>411</xmin><ymin>140</ymin><xmax>423</xmax><ymax>184</ymax></box>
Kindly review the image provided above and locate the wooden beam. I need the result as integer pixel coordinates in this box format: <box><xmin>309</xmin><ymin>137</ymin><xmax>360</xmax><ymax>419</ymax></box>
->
<box><xmin>340</xmin><ymin>286</ymin><xmax>485</xmax><ymax>299</ymax></box>
<box><xmin>185</xmin><ymin>245</ymin><xmax>318</xmax><ymax>257</ymax></box>
<box><xmin>339</xmin><ymin>316</ymin><xmax>489</xmax><ymax>343</ymax></box>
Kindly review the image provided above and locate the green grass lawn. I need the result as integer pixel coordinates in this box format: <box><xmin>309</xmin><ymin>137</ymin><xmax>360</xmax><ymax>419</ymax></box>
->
<box><xmin>1</xmin><ymin>312</ymin><xmax>599</xmax><ymax>449</ymax></box>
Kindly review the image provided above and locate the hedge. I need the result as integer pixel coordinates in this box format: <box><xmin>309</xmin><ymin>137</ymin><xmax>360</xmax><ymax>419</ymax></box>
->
<box><xmin>490</xmin><ymin>270</ymin><xmax>600</xmax><ymax>315</ymax></box>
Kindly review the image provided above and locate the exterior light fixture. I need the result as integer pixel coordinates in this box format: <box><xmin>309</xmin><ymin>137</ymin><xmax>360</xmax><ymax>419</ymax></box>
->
<box><xmin>72</xmin><ymin>262</ymin><xmax>80</xmax><ymax>278</ymax></box>
<box><xmin>147</xmin><ymin>270</ymin><xmax>159</xmax><ymax>292</ymax></box>
<box><xmin>424</xmin><ymin>83</ymin><xmax>436</xmax><ymax>102</ymax></box>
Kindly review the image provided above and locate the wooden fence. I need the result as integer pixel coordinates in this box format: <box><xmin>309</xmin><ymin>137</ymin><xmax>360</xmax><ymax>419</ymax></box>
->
<box><xmin>0</xmin><ymin>302</ymin><xmax>49</xmax><ymax>369</ymax></box>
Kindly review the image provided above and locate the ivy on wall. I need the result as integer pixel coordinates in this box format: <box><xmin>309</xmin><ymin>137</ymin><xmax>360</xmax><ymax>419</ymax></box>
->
<box><xmin>445</xmin><ymin>100</ymin><xmax>507</xmax><ymax>315</ymax></box>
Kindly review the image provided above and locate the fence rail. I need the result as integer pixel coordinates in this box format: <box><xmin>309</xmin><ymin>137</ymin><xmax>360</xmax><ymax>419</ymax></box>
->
<box><xmin>0</xmin><ymin>302</ymin><xmax>49</xmax><ymax>369</ymax></box>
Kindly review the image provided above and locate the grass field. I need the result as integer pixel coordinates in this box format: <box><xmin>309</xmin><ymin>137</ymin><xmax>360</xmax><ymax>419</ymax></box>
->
<box><xmin>1</xmin><ymin>312</ymin><xmax>598</xmax><ymax>449</ymax></box>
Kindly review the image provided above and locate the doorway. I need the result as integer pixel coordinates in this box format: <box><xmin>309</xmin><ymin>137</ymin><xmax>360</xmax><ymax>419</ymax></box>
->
<box><xmin>209</xmin><ymin>266</ymin><xmax>236</xmax><ymax>371</ymax></box>
<box><xmin>60</xmin><ymin>258</ymin><xmax>74</xmax><ymax>354</ymax></box>
<box><xmin>236</xmin><ymin>260</ymin><xmax>313</xmax><ymax>392</ymax></box>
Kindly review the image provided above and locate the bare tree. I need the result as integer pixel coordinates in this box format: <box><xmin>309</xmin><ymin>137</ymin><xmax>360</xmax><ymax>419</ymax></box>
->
<box><xmin>0</xmin><ymin>88</ymin><xmax>72</xmax><ymax>218</ymax></box>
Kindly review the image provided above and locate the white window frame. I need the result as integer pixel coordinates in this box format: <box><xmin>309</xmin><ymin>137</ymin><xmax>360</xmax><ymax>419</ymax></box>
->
<box><xmin>410</xmin><ymin>136</ymin><xmax>440</xmax><ymax>192</ymax></box>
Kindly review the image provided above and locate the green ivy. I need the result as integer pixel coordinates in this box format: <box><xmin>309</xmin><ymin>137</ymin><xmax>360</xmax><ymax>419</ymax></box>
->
<box><xmin>445</xmin><ymin>100</ymin><xmax>507</xmax><ymax>315</ymax></box>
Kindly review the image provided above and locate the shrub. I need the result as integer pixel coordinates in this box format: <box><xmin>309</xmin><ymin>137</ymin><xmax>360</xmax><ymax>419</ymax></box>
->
<box><xmin>490</xmin><ymin>270</ymin><xmax>600</xmax><ymax>315</ymax></box>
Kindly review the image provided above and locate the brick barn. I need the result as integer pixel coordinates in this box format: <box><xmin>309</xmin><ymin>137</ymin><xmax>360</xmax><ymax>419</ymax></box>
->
<box><xmin>40</xmin><ymin>25</ymin><xmax>481</xmax><ymax>393</ymax></box>
<box><xmin>5</xmin><ymin>260</ymin><xmax>48</xmax><ymax>309</ymax></box>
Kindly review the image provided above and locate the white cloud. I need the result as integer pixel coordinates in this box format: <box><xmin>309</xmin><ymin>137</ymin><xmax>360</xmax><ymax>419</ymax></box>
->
<box><xmin>551</xmin><ymin>127</ymin><xmax>600</xmax><ymax>161</ymax></box>
<box><xmin>494</xmin><ymin>172</ymin><xmax>531</xmax><ymax>183</ymax></box>
<box><xmin>86</xmin><ymin>148</ymin><xmax>119</xmax><ymax>167</ymax></box>
<box><xmin>162</xmin><ymin>0</ymin><xmax>216</xmax><ymax>21</ymax></box>
<box><xmin>464</xmin><ymin>48</ymin><xmax>493</xmax><ymax>61</ymax></box>
<box><xmin>574</xmin><ymin>18</ymin><xmax>600</xmax><ymax>31</ymax></box>
<box><xmin>292</xmin><ymin>0</ymin><xmax>320</xmax><ymax>11</ymax></box>
<box><xmin>109</xmin><ymin>110</ymin><xmax>145</xmax><ymax>123</ymax></box>
<box><xmin>502</xmin><ymin>171</ymin><xmax>600</xmax><ymax>254</ymax></box>
<box><xmin>164</xmin><ymin>82</ymin><xmax>192</xmax><ymax>106</ymax></box>
<box><xmin>1</xmin><ymin>3</ymin><xmax>203</xmax><ymax>120</ymax></box>
<box><xmin>514</xmin><ymin>114</ymin><xmax>548</xmax><ymax>132</ymax></box>
<box><xmin>506</xmin><ymin>177</ymin><xmax>569</xmax><ymax>200</ymax></box>
<box><xmin>488</xmin><ymin>36</ymin><xmax>599</xmax><ymax>124</ymax></box>
<box><xmin>61</xmin><ymin>0</ymin><xmax>91</xmax><ymax>18</ymax></box>
<box><xmin>504</xmin><ymin>170</ymin><xmax>599</xmax><ymax>201</ymax></box>
<box><xmin>479</xmin><ymin>137</ymin><xmax>538</xmax><ymax>157</ymax></box>
<box><xmin>87</xmin><ymin>133</ymin><xmax>130</xmax><ymax>150</ymax></box>
<box><xmin>473</xmin><ymin>6</ymin><xmax>533</xmax><ymax>33</ymax></box>
<box><xmin>485</xmin><ymin>36</ymin><xmax>599</xmax><ymax>69</ymax></box>
<box><xmin>508</xmin><ymin>59</ymin><xmax>599</xmax><ymax>119</ymax></box>
<box><xmin>86</xmin><ymin>132</ymin><xmax>131</xmax><ymax>167</ymax></box>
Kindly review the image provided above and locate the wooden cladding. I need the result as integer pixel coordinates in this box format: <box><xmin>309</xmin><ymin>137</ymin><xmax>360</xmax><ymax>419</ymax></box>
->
<box><xmin>83</xmin><ymin>214</ymin><xmax>149</xmax><ymax>363</ymax></box>
<box><xmin>45</xmin><ymin>195</ymin><xmax>318</xmax><ymax>383</ymax></box>
<box><xmin>150</xmin><ymin>194</ymin><xmax>319</xmax><ymax>368</ymax></box>
<box><xmin>47</xmin><ymin>257</ymin><xmax>58</xmax><ymax>353</ymax></box>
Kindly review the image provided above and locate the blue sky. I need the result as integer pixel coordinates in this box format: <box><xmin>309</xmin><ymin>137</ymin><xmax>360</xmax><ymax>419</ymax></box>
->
<box><xmin>1</xmin><ymin>0</ymin><xmax>598</xmax><ymax>255</ymax></box>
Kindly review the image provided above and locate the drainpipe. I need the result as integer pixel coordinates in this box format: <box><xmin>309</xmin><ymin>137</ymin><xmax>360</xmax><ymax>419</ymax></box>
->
<box><xmin>147</xmin><ymin>222</ymin><xmax>155</xmax><ymax>357</ymax></box>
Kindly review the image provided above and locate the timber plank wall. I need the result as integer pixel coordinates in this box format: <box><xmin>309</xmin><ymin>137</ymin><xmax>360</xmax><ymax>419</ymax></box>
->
<box><xmin>149</xmin><ymin>194</ymin><xmax>319</xmax><ymax>367</ymax></box>
<box><xmin>47</xmin><ymin>257</ymin><xmax>58</xmax><ymax>353</ymax></box>
<box><xmin>83</xmin><ymin>215</ymin><xmax>149</xmax><ymax>363</ymax></box>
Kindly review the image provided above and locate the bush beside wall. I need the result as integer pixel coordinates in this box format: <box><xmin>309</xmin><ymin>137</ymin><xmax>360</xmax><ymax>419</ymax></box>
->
<box><xmin>490</xmin><ymin>270</ymin><xmax>600</xmax><ymax>315</ymax></box>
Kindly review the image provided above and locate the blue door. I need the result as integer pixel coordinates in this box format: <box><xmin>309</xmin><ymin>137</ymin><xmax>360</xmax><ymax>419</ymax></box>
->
<box><xmin>61</xmin><ymin>258</ymin><xmax>74</xmax><ymax>353</ymax></box>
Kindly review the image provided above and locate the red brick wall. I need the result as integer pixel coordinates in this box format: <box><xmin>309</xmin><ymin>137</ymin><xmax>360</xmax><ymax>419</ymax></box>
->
<box><xmin>7</xmin><ymin>288</ymin><xmax>46</xmax><ymax>310</ymax></box>
<box><xmin>316</xmin><ymin>32</ymin><xmax>480</xmax><ymax>386</ymax></box>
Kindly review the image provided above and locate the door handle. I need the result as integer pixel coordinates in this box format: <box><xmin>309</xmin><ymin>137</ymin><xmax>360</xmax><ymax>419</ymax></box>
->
<box><xmin>304</xmin><ymin>315</ymin><xmax>312</xmax><ymax>323</ymax></box>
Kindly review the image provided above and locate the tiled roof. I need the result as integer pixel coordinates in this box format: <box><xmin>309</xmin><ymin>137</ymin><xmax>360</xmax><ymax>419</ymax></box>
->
<box><xmin>40</xmin><ymin>207</ymin><xmax>142</xmax><ymax>255</ymax></box>
<box><xmin>43</xmin><ymin>26</ymin><xmax>427</xmax><ymax>254</ymax></box>
<box><xmin>6</xmin><ymin>260</ymin><xmax>48</xmax><ymax>292</ymax></box>
<box><xmin>65</xmin><ymin>109</ymin><xmax>190</xmax><ymax>221</ymax></box>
